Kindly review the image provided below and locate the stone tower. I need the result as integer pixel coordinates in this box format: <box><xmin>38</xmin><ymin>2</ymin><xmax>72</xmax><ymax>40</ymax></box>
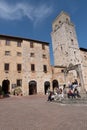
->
<box><xmin>51</xmin><ymin>11</ymin><xmax>81</xmax><ymax>67</ymax></box>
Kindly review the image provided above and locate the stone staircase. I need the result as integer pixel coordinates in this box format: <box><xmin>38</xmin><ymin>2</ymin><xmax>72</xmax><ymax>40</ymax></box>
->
<box><xmin>53</xmin><ymin>93</ymin><xmax>87</xmax><ymax>105</ymax></box>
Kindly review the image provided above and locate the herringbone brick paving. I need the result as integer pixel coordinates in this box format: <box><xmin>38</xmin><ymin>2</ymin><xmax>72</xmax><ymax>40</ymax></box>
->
<box><xmin>0</xmin><ymin>95</ymin><xmax>87</xmax><ymax>130</ymax></box>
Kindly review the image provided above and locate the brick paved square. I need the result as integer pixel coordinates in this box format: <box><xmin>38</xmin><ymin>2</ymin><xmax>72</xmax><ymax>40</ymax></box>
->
<box><xmin>0</xmin><ymin>95</ymin><xmax>87</xmax><ymax>130</ymax></box>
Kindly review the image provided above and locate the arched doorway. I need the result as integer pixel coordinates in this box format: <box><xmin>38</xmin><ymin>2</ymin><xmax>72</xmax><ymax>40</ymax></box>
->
<box><xmin>2</xmin><ymin>79</ymin><xmax>10</xmax><ymax>94</ymax></box>
<box><xmin>52</xmin><ymin>80</ymin><xmax>59</xmax><ymax>91</ymax></box>
<box><xmin>44</xmin><ymin>81</ymin><xmax>50</xmax><ymax>95</ymax></box>
<box><xmin>29</xmin><ymin>80</ymin><xmax>37</xmax><ymax>95</ymax></box>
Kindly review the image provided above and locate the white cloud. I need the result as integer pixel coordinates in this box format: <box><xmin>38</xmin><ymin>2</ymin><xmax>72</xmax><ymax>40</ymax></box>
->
<box><xmin>33</xmin><ymin>4</ymin><xmax>53</xmax><ymax>25</ymax></box>
<box><xmin>0</xmin><ymin>1</ymin><xmax>53</xmax><ymax>24</ymax></box>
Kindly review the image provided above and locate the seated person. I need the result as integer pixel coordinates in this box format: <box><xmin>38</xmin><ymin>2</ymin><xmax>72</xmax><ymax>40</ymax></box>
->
<box><xmin>47</xmin><ymin>91</ymin><xmax>54</xmax><ymax>101</ymax></box>
<box><xmin>67</xmin><ymin>88</ymin><xmax>75</xmax><ymax>99</ymax></box>
<box><xmin>73</xmin><ymin>88</ymin><xmax>81</xmax><ymax>98</ymax></box>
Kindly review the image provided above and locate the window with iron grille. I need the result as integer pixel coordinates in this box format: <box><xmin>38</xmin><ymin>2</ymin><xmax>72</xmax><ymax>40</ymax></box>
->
<box><xmin>5</xmin><ymin>40</ymin><xmax>10</xmax><ymax>46</ymax></box>
<box><xmin>17</xmin><ymin>42</ymin><xmax>21</xmax><ymax>47</ymax></box>
<box><xmin>5</xmin><ymin>51</ymin><xmax>10</xmax><ymax>56</ymax></box>
<box><xmin>17</xmin><ymin>64</ymin><xmax>22</xmax><ymax>71</ymax></box>
<box><xmin>42</xmin><ymin>44</ymin><xmax>45</xmax><ymax>50</ymax></box>
<box><xmin>30</xmin><ymin>53</ymin><xmax>35</xmax><ymax>57</ymax></box>
<box><xmin>17</xmin><ymin>52</ymin><xmax>22</xmax><ymax>56</ymax></box>
<box><xmin>43</xmin><ymin>65</ymin><xmax>47</xmax><ymax>73</ymax></box>
<box><xmin>30</xmin><ymin>41</ymin><xmax>34</xmax><ymax>48</ymax></box>
<box><xmin>17</xmin><ymin>79</ymin><xmax>22</xmax><ymax>86</ymax></box>
<box><xmin>31</xmin><ymin>64</ymin><xmax>35</xmax><ymax>71</ymax></box>
<box><xmin>4</xmin><ymin>63</ymin><xmax>9</xmax><ymax>71</ymax></box>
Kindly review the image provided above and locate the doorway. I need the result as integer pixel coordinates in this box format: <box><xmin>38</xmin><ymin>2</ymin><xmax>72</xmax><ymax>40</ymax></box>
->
<box><xmin>2</xmin><ymin>79</ymin><xmax>10</xmax><ymax>94</ymax></box>
<box><xmin>52</xmin><ymin>79</ymin><xmax>59</xmax><ymax>91</ymax></box>
<box><xmin>44</xmin><ymin>81</ymin><xmax>50</xmax><ymax>95</ymax></box>
<box><xmin>29</xmin><ymin>80</ymin><xmax>37</xmax><ymax>95</ymax></box>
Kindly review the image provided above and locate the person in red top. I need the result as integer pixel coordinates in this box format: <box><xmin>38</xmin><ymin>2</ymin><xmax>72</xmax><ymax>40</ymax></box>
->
<box><xmin>67</xmin><ymin>88</ymin><xmax>75</xmax><ymax>99</ymax></box>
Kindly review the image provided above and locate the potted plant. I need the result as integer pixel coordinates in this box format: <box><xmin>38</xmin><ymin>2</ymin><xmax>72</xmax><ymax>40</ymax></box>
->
<box><xmin>14</xmin><ymin>87</ymin><xmax>23</xmax><ymax>96</ymax></box>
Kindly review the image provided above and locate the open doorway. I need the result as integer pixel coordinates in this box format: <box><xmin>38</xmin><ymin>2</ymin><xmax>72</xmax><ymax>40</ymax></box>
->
<box><xmin>2</xmin><ymin>79</ymin><xmax>10</xmax><ymax>94</ymax></box>
<box><xmin>44</xmin><ymin>81</ymin><xmax>50</xmax><ymax>95</ymax></box>
<box><xmin>52</xmin><ymin>79</ymin><xmax>59</xmax><ymax>91</ymax></box>
<box><xmin>29</xmin><ymin>80</ymin><xmax>37</xmax><ymax>95</ymax></box>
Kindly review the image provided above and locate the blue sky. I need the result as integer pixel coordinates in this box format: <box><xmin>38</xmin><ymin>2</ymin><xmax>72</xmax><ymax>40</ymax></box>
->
<box><xmin>0</xmin><ymin>0</ymin><xmax>87</xmax><ymax>65</ymax></box>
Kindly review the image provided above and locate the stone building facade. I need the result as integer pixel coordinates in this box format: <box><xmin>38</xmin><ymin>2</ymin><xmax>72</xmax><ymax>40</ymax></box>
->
<box><xmin>0</xmin><ymin>35</ymin><xmax>52</xmax><ymax>95</ymax></box>
<box><xmin>79</xmin><ymin>48</ymin><xmax>87</xmax><ymax>90</ymax></box>
<box><xmin>0</xmin><ymin>11</ymin><xmax>87</xmax><ymax>95</ymax></box>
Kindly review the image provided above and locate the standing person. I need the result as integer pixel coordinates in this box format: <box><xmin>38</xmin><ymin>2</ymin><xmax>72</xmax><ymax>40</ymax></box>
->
<box><xmin>63</xmin><ymin>84</ymin><xmax>67</xmax><ymax>94</ymax></box>
<box><xmin>63</xmin><ymin>84</ymin><xmax>67</xmax><ymax>98</ymax></box>
<box><xmin>73</xmin><ymin>79</ymin><xmax>78</xmax><ymax>89</ymax></box>
<box><xmin>47</xmin><ymin>91</ymin><xmax>53</xmax><ymax>101</ymax></box>
<box><xmin>74</xmin><ymin>79</ymin><xmax>78</xmax><ymax>85</ymax></box>
<box><xmin>56</xmin><ymin>88</ymin><xmax>64</xmax><ymax>102</ymax></box>
<box><xmin>47</xmin><ymin>87</ymin><xmax>50</xmax><ymax>95</ymax></box>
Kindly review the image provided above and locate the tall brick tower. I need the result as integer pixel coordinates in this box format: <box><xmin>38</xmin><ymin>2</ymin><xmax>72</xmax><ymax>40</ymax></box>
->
<box><xmin>51</xmin><ymin>11</ymin><xmax>81</xmax><ymax>67</ymax></box>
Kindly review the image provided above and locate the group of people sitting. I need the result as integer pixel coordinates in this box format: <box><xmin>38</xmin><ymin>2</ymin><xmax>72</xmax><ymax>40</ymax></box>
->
<box><xmin>67</xmin><ymin>80</ymin><xmax>81</xmax><ymax>99</ymax></box>
<box><xmin>47</xmin><ymin>85</ymin><xmax>66</xmax><ymax>102</ymax></box>
<box><xmin>47</xmin><ymin>79</ymin><xmax>81</xmax><ymax>102</ymax></box>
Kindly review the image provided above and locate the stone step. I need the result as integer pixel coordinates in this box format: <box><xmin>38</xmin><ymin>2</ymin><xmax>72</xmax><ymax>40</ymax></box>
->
<box><xmin>62</xmin><ymin>98</ymin><xmax>87</xmax><ymax>104</ymax></box>
<box><xmin>53</xmin><ymin>94</ymin><xmax>87</xmax><ymax>104</ymax></box>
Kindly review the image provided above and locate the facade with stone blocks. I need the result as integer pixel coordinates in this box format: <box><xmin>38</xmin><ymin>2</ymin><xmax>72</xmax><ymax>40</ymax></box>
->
<box><xmin>0</xmin><ymin>11</ymin><xmax>87</xmax><ymax>95</ymax></box>
<box><xmin>51</xmin><ymin>11</ymin><xmax>87</xmax><ymax>91</ymax></box>
<box><xmin>79</xmin><ymin>48</ymin><xmax>87</xmax><ymax>90</ymax></box>
<box><xmin>0</xmin><ymin>35</ymin><xmax>52</xmax><ymax>95</ymax></box>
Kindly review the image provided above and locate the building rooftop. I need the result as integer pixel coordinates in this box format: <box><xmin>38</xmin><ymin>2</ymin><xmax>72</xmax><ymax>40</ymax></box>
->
<box><xmin>0</xmin><ymin>34</ymin><xmax>49</xmax><ymax>45</ymax></box>
<box><xmin>80</xmin><ymin>47</ymin><xmax>87</xmax><ymax>52</ymax></box>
